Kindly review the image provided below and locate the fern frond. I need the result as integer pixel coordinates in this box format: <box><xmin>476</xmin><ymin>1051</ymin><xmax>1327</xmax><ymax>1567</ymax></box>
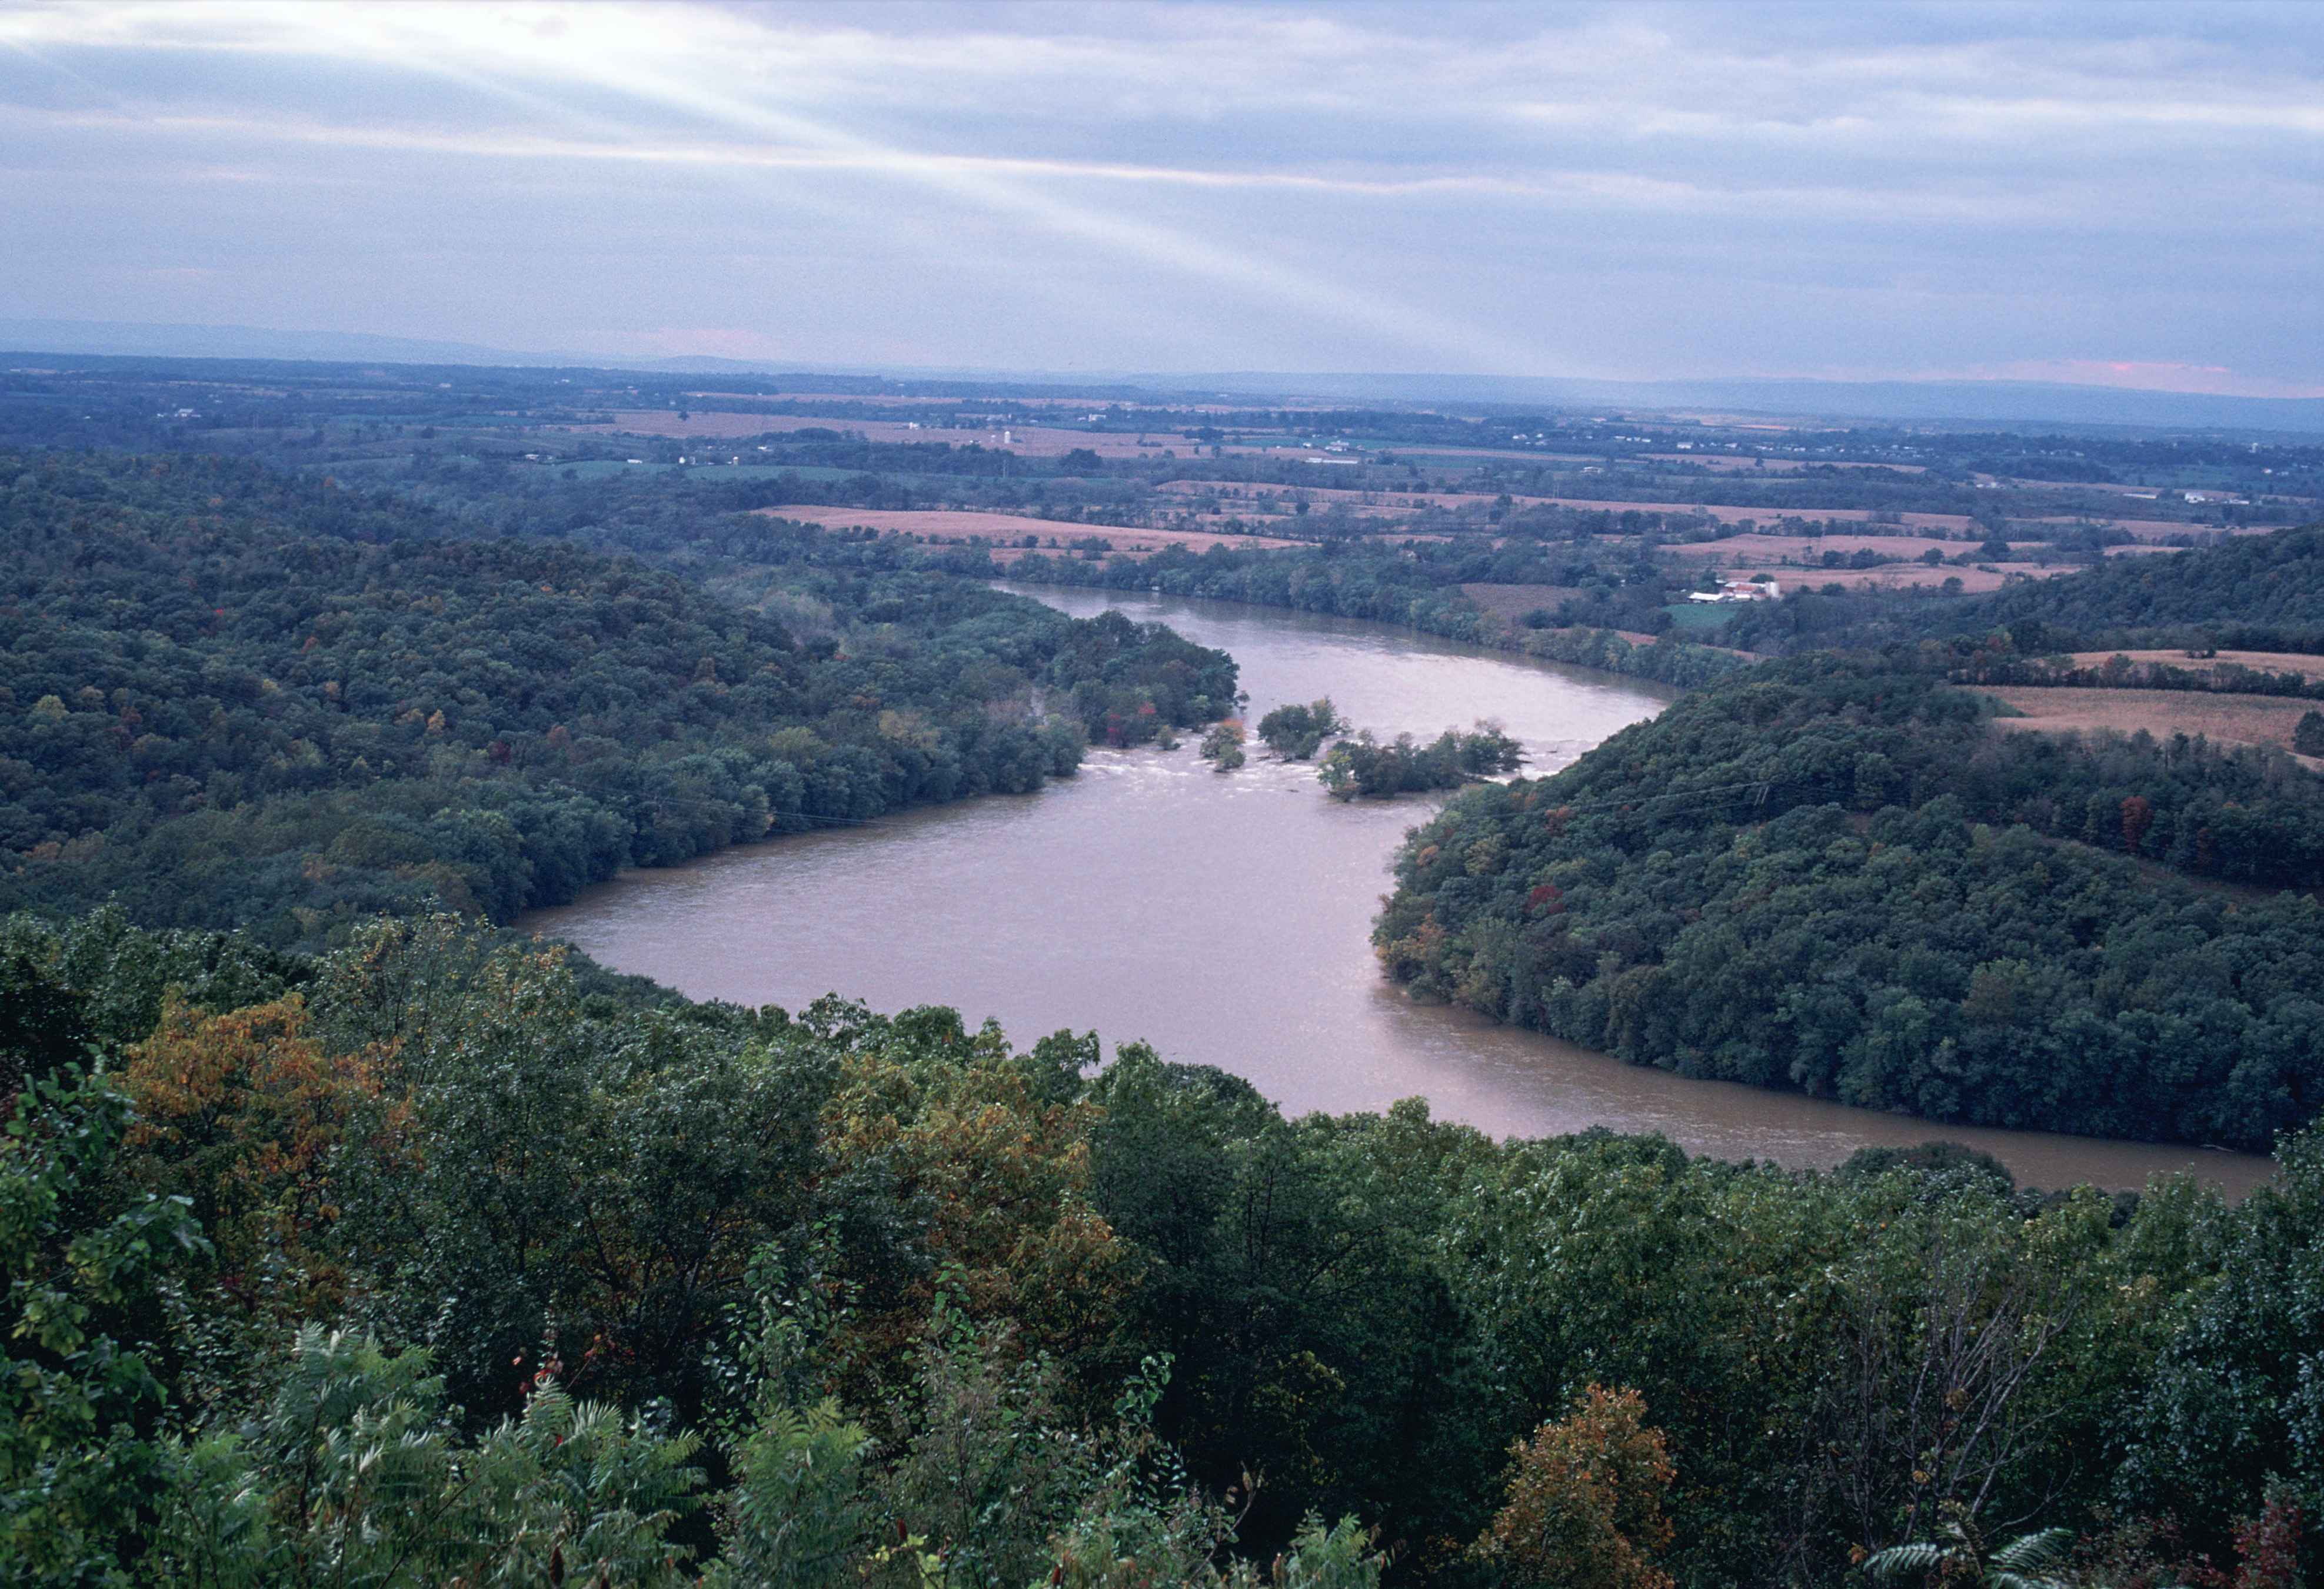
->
<box><xmin>1863</xmin><ymin>1541</ymin><xmax>1952</xmax><ymax>1583</ymax></box>
<box><xmin>1990</xmin><ymin>1530</ymin><xmax>2072</xmax><ymax>1571</ymax></box>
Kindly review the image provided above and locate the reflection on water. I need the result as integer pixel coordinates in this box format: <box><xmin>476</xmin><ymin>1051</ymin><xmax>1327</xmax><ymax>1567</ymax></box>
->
<box><xmin>520</xmin><ymin>587</ymin><xmax>2274</xmax><ymax>1195</ymax></box>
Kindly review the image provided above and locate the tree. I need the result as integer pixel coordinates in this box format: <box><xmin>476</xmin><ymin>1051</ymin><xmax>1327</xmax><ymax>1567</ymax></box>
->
<box><xmin>703</xmin><ymin>1399</ymin><xmax>882</xmax><ymax>1589</ymax></box>
<box><xmin>1256</xmin><ymin>700</ymin><xmax>1348</xmax><ymax>761</ymax></box>
<box><xmin>2117</xmin><ymin>1128</ymin><xmax>2324</xmax><ymax>1571</ymax></box>
<box><xmin>0</xmin><ymin>1071</ymin><xmax>208</xmax><ymax>1586</ymax></box>
<box><xmin>1203</xmin><ymin>720</ymin><xmax>1247</xmax><ymax>772</ymax></box>
<box><xmin>118</xmin><ymin>995</ymin><xmax>381</xmax><ymax>1319</ymax></box>
<box><xmin>1471</xmin><ymin>1385</ymin><xmax>1677</xmax><ymax>1589</ymax></box>
<box><xmin>148</xmin><ymin>1325</ymin><xmax>705</xmax><ymax>1588</ymax></box>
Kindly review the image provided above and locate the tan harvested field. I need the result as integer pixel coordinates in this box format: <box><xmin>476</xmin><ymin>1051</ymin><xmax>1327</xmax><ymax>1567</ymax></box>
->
<box><xmin>1801</xmin><ymin>563</ymin><xmax>2068</xmax><ymax>592</ymax></box>
<box><xmin>2065</xmin><ymin>650</ymin><xmax>2324</xmax><ymax>682</ymax></box>
<box><xmin>1987</xmin><ymin>687</ymin><xmax>2324</xmax><ymax>763</ymax></box>
<box><xmin>751</xmin><ymin>506</ymin><xmax>1304</xmax><ymax>557</ymax></box>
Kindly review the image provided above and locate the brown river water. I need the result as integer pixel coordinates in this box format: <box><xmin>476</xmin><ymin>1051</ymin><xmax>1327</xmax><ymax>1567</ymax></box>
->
<box><xmin>521</xmin><ymin>586</ymin><xmax>2275</xmax><ymax>1195</ymax></box>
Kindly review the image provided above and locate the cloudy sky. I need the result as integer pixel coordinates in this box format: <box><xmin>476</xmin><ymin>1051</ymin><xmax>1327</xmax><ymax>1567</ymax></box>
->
<box><xmin>4</xmin><ymin>1</ymin><xmax>2320</xmax><ymax>393</ymax></box>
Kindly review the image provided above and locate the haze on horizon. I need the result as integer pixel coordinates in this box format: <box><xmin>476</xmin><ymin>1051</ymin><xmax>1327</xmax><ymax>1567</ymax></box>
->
<box><xmin>4</xmin><ymin>0</ymin><xmax>2320</xmax><ymax>398</ymax></box>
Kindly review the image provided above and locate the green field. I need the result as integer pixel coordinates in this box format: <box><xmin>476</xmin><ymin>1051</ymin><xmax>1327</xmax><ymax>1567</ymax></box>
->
<box><xmin>1660</xmin><ymin>600</ymin><xmax>1734</xmax><ymax>631</ymax></box>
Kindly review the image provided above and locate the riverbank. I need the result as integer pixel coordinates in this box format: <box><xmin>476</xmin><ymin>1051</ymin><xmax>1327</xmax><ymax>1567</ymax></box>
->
<box><xmin>527</xmin><ymin>587</ymin><xmax>2272</xmax><ymax>1195</ymax></box>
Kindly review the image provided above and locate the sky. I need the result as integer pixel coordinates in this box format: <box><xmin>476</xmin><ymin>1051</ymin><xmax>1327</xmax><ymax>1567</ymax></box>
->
<box><xmin>3</xmin><ymin>1</ymin><xmax>2321</xmax><ymax>394</ymax></box>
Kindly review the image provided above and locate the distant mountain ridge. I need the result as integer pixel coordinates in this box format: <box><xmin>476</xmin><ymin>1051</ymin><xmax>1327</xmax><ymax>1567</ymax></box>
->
<box><xmin>5</xmin><ymin>317</ymin><xmax>2320</xmax><ymax>434</ymax></box>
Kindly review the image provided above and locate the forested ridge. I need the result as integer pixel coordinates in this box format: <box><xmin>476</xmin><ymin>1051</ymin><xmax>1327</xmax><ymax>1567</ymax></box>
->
<box><xmin>1374</xmin><ymin>658</ymin><xmax>2324</xmax><ymax>1151</ymax></box>
<box><xmin>4</xmin><ymin>911</ymin><xmax>2319</xmax><ymax>1588</ymax></box>
<box><xmin>1922</xmin><ymin>524</ymin><xmax>2324</xmax><ymax>646</ymax></box>
<box><xmin>0</xmin><ymin>450</ymin><xmax>1236</xmax><ymax>945</ymax></box>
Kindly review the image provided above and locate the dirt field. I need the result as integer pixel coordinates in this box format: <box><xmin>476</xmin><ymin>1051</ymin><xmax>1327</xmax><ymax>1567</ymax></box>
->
<box><xmin>751</xmin><ymin>506</ymin><xmax>1304</xmax><ymax>557</ymax></box>
<box><xmin>1987</xmin><ymin>687</ymin><xmax>2323</xmax><ymax>763</ymax></box>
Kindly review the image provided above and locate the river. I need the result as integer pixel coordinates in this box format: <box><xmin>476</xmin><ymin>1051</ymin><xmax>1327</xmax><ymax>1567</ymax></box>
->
<box><xmin>520</xmin><ymin>586</ymin><xmax>2275</xmax><ymax>1195</ymax></box>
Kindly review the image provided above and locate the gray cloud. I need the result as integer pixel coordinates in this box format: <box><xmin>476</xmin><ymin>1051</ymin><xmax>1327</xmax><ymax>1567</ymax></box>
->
<box><xmin>2</xmin><ymin>1</ymin><xmax>2318</xmax><ymax>390</ymax></box>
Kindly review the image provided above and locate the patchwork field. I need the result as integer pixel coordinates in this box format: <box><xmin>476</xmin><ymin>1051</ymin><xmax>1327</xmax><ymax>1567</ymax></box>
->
<box><xmin>1987</xmin><ymin>686</ymin><xmax>2323</xmax><ymax>763</ymax></box>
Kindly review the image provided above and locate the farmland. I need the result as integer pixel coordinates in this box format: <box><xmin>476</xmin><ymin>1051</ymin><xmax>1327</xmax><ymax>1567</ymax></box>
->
<box><xmin>1656</xmin><ymin>532</ymin><xmax>2080</xmax><ymax>591</ymax></box>
<box><xmin>2063</xmin><ymin>649</ymin><xmax>2324</xmax><ymax>681</ymax></box>
<box><xmin>1986</xmin><ymin>685</ymin><xmax>2323</xmax><ymax>763</ymax></box>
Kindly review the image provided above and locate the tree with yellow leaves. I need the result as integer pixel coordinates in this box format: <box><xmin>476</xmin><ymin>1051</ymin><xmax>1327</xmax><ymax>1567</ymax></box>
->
<box><xmin>118</xmin><ymin>993</ymin><xmax>384</xmax><ymax>1318</ymax></box>
<box><xmin>1473</xmin><ymin>1384</ymin><xmax>1677</xmax><ymax>1589</ymax></box>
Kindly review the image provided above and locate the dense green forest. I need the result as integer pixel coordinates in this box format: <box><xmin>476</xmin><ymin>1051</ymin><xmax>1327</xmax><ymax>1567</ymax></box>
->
<box><xmin>1919</xmin><ymin>526</ymin><xmax>2324</xmax><ymax>646</ymax></box>
<box><xmin>0</xmin><ymin>450</ymin><xmax>1236</xmax><ymax>946</ymax></box>
<box><xmin>1374</xmin><ymin>657</ymin><xmax>2324</xmax><ymax>1151</ymax></box>
<box><xmin>5</xmin><ymin>910</ymin><xmax>2319</xmax><ymax>1588</ymax></box>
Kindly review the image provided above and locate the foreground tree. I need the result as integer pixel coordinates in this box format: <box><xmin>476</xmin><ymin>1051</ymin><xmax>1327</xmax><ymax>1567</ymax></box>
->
<box><xmin>1471</xmin><ymin>1384</ymin><xmax>1677</xmax><ymax>1589</ymax></box>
